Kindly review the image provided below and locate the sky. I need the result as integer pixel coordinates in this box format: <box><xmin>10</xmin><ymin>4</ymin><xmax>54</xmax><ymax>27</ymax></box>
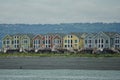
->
<box><xmin>0</xmin><ymin>0</ymin><xmax>120</xmax><ymax>24</ymax></box>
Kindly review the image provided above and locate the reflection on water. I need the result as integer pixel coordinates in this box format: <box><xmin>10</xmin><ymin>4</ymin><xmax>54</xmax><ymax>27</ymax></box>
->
<box><xmin>0</xmin><ymin>69</ymin><xmax>120</xmax><ymax>80</ymax></box>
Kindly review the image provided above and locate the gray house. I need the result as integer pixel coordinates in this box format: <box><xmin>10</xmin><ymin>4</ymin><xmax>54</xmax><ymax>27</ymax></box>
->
<box><xmin>113</xmin><ymin>33</ymin><xmax>120</xmax><ymax>49</ymax></box>
<box><xmin>84</xmin><ymin>33</ymin><xmax>96</xmax><ymax>48</ymax></box>
<box><xmin>84</xmin><ymin>32</ymin><xmax>119</xmax><ymax>49</ymax></box>
<box><xmin>93</xmin><ymin>32</ymin><xmax>112</xmax><ymax>49</ymax></box>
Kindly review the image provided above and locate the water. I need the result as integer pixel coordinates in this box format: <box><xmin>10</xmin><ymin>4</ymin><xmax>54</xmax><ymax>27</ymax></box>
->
<box><xmin>0</xmin><ymin>69</ymin><xmax>120</xmax><ymax>80</ymax></box>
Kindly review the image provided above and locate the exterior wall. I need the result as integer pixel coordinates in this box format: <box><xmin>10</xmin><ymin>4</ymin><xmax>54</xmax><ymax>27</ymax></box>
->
<box><xmin>12</xmin><ymin>35</ymin><xmax>21</xmax><ymax>49</ymax></box>
<box><xmin>2</xmin><ymin>32</ymin><xmax>120</xmax><ymax>51</ymax></box>
<box><xmin>84</xmin><ymin>32</ymin><xmax>111</xmax><ymax>49</ymax></box>
<box><xmin>43</xmin><ymin>35</ymin><xmax>53</xmax><ymax>49</ymax></box>
<box><xmin>21</xmin><ymin>35</ymin><xmax>31</xmax><ymax>50</ymax></box>
<box><xmin>84</xmin><ymin>36</ymin><xmax>94</xmax><ymax>48</ymax></box>
<box><xmin>63</xmin><ymin>34</ymin><xmax>79</xmax><ymax>50</ymax></box>
<box><xmin>79</xmin><ymin>38</ymin><xmax>84</xmax><ymax>49</ymax></box>
<box><xmin>2</xmin><ymin>35</ymin><xmax>12</xmax><ymax>49</ymax></box>
<box><xmin>33</xmin><ymin>35</ymin><xmax>43</xmax><ymax>49</ymax></box>
<box><xmin>94</xmin><ymin>32</ymin><xmax>110</xmax><ymax>49</ymax></box>
<box><xmin>52</xmin><ymin>35</ymin><xmax>63</xmax><ymax>49</ymax></box>
<box><xmin>113</xmin><ymin>34</ymin><xmax>120</xmax><ymax>49</ymax></box>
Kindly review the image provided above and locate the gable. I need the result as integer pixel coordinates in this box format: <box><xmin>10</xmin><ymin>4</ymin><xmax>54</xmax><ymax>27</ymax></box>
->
<box><xmin>53</xmin><ymin>35</ymin><xmax>61</xmax><ymax>39</ymax></box>
<box><xmin>33</xmin><ymin>35</ymin><xmax>42</xmax><ymax>40</ymax></box>
<box><xmin>2</xmin><ymin>35</ymin><xmax>12</xmax><ymax>40</ymax></box>
<box><xmin>94</xmin><ymin>32</ymin><xmax>110</xmax><ymax>39</ymax></box>
<box><xmin>21</xmin><ymin>35</ymin><xmax>30</xmax><ymax>40</ymax></box>
<box><xmin>113</xmin><ymin>33</ymin><xmax>120</xmax><ymax>38</ymax></box>
<box><xmin>85</xmin><ymin>33</ymin><xmax>95</xmax><ymax>40</ymax></box>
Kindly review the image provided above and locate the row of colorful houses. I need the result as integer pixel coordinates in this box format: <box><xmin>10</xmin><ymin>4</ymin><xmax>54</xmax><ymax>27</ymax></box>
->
<box><xmin>2</xmin><ymin>32</ymin><xmax>120</xmax><ymax>52</ymax></box>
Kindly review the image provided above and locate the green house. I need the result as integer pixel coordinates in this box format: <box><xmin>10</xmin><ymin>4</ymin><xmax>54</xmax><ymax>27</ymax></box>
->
<box><xmin>2</xmin><ymin>34</ymin><xmax>34</xmax><ymax>50</ymax></box>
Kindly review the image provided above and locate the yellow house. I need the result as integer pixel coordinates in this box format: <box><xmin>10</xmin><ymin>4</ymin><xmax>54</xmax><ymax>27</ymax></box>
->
<box><xmin>63</xmin><ymin>33</ymin><xmax>79</xmax><ymax>50</ymax></box>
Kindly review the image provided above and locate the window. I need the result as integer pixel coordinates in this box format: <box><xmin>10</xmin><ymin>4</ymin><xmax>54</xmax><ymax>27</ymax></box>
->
<box><xmin>17</xmin><ymin>40</ymin><xmax>19</xmax><ymax>44</ymax></box>
<box><xmin>106</xmin><ymin>40</ymin><xmax>108</xmax><ymax>43</ymax></box>
<box><xmin>49</xmin><ymin>40</ymin><xmax>50</xmax><ymax>44</ymax></box>
<box><xmin>68</xmin><ymin>35</ymin><xmax>70</xmax><ymax>38</ymax></box>
<box><xmin>68</xmin><ymin>40</ymin><xmax>70</xmax><ymax>43</ymax></box>
<box><xmin>75</xmin><ymin>40</ymin><xmax>77</xmax><ymax>43</ymax></box>
<box><xmin>34</xmin><ymin>45</ymin><xmax>35</xmax><ymax>48</ymax></box>
<box><xmin>15</xmin><ymin>40</ymin><xmax>16</xmax><ymax>44</ymax></box>
<box><xmin>118</xmin><ymin>40</ymin><xmax>119</xmax><ymax>43</ymax></box>
<box><xmin>71</xmin><ymin>40</ymin><xmax>73</xmax><ymax>43</ymax></box>
<box><xmin>89</xmin><ymin>45</ymin><xmax>91</xmax><ymax>48</ymax></box>
<box><xmin>68</xmin><ymin>45</ymin><xmax>70</xmax><ymax>47</ymax></box>
<box><xmin>95</xmin><ymin>40</ymin><xmax>97</xmax><ymax>44</ymax></box>
<box><xmin>60</xmin><ymin>40</ymin><xmax>61</xmax><ymax>43</ymax></box>
<box><xmin>65</xmin><ymin>40</ymin><xmax>67</xmax><ymax>43</ymax></box>
<box><xmin>24</xmin><ymin>40</ymin><xmax>27</xmax><ymax>43</ymax></box>
<box><xmin>101</xmin><ymin>45</ymin><xmax>103</xmax><ymax>48</ymax></box>
<box><xmin>115</xmin><ymin>45</ymin><xmax>119</xmax><ymax>48</ymax></box>
<box><xmin>39</xmin><ymin>40</ymin><xmax>40</xmax><ymax>44</ymax></box>
<box><xmin>115</xmin><ymin>40</ymin><xmax>119</xmax><ymax>43</ymax></box>
<box><xmin>99</xmin><ymin>45</ymin><xmax>100</xmax><ymax>48</ymax></box>
<box><xmin>46</xmin><ymin>40</ymin><xmax>47</xmax><ymax>44</ymax></box>
<box><xmin>7</xmin><ymin>40</ymin><xmax>10</xmax><ymax>44</ymax></box>
<box><xmin>12</xmin><ymin>41</ymin><xmax>14</xmax><ymax>44</ymax></box>
<box><xmin>43</xmin><ymin>41</ymin><xmax>45</xmax><ymax>44</ymax></box>
<box><xmin>65</xmin><ymin>45</ymin><xmax>67</xmax><ymax>48</ymax></box>
<box><xmin>14</xmin><ymin>45</ymin><xmax>16</xmax><ymax>48</ymax></box>
<box><xmin>17</xmin><ymin>45</ymin><xmax>19</xmax><ymax>48</ymax></box>
<box><xmin>101</xmin><ymin>39</ymin><xmax>104</xmax><ymax>43</ymax></box>
<box><xmin>85</xmin><ymin>40</ymin><xmax>87</xmax><ymax>44</ymax></box>
<box><xmin>68</xmin><ymin>35</ymin><xmax>72</xmax><ymax>38</ymax></box>
<box><xmin>89</xmin><ymin>40</ymin><xmax>91</xmax><ymax>43</ymax></box>
<box><xmin>3</xmin><ymin>41</ymin><xmax>5</xmax><ymax>44</ymax></box>
<box><xmin>99</xmin><ymin>39</ymin><xmax>100</xmax><ymax>43</ymax></box>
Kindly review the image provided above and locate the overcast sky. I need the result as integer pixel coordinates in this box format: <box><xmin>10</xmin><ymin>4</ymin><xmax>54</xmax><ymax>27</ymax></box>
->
<box><xmin>0</xmin><ymin>0</ymin><xmax>120</xmax><ymax>24</ymax></box>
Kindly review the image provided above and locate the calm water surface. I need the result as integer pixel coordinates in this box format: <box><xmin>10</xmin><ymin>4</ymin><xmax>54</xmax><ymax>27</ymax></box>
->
<box><xmin>0</xmin><ymin>69</ymin><xmax>120</xmax><ymax>80</ymax></box>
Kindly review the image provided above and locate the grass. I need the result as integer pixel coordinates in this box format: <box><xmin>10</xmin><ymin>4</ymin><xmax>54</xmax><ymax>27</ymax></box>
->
<box><xmin>0</xmin><ymin>52</ymin><xmax>120</xmax><ymax>57</ymax></box>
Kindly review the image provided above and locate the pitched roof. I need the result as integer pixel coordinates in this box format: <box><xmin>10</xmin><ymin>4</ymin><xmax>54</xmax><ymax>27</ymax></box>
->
<box><xmin>103</xmin><ymin>32</ymin><xmax>117</xmax><ymax>38</ymax></box>
<box><xmin>68</xmin><ymin>32</ymin><xmax>88</xmax><ymax>38</ymax></box>
<box><xmin>10</xmin><ymin>33</ymin><xmax>35</xmax><ymax>39</ymax></box>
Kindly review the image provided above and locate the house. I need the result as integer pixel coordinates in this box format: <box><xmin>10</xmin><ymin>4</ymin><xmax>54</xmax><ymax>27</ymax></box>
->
<box><xmin>43</xmin><ymin>33</ymin><xmax>53</xmax><ymax>49</ymax></box>
<box><xmin>113</xmin><ymin>33</ymin><xmax>120</xmax><ymax>49</ymax></box>
<box><xmin>84</xmin><ymin>32</ymin><xmax>118</xmax><ymax>50</ymax></box>
<box><xmin>11</xmin><ymin>34</ymin><xmax>22</xmax><ymax>49</ymax></box>
<box><xmin>84</xmin><ymin>33</ymin><xmax>96</xmax><ymax>49</ymax></box>
<box><xmin>52</xmin><ymin>33</ymin><xmax>65</xmax><ymax>50</ymax></box>
<box><xmin>72</xmin><ymin>32</ymin><xmax>88</xmax><ymax>49</ymax></box>
<box><xmin>63</xmin><ymin>33</ymin><xmax>79</xmax><ymax>50</ymax></box>
<box><xmin>2</xmin><ymin>34</ymin><xmax>34</xmax><ymax>51</ymax></box>
<box><xmin>32</xmin><ymin>35</ymin><xmax>43</xmax><ymax>49</ymax></box>
<box><xmin>93</xmin><ymin>32</ymin><xmax>112</xmax><ymax>49</ymax></box>
<box><xmin>2</xmin><ymin>34</ymin><xmax>12</xmax><ymax>50</ymax></box>
<box><xmin>20</xmin><ymin>34</ymin><xmax>34</xmax><ymax>50</ymax></box>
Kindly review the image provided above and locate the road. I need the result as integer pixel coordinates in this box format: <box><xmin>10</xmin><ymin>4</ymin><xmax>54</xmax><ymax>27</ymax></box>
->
<box><xmin>0</xmin><ymin>57</ymin><xmax>120</xmax><ymax>70</ymax></box>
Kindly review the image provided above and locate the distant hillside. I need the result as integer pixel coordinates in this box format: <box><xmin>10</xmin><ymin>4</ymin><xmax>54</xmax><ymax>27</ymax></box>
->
<box><xmin>0</xmin><ymin>23</ymin><xmax>120</xmax><ymax>48</ymax></box>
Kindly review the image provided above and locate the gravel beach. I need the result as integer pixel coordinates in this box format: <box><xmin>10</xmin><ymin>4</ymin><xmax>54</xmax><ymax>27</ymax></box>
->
<box><xmin>0</xmin><ymin>57</ymin><xmax>120</xmax><ymax>70</ymax></box>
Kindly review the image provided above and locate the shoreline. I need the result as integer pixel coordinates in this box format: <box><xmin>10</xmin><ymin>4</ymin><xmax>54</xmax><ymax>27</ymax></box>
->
<box><xmin>0</xmin><ymin>53</ymin><xmax>120</xmax><ymax>58</ymax></box>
